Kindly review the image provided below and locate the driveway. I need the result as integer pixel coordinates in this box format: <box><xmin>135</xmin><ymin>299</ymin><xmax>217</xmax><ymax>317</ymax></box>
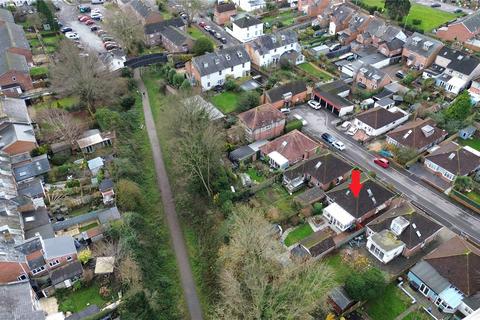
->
<box><xmin>292</xmin><ymin>104</ymin><xmax>480</xmax><ymax>244</ymax></box>
<box><xmin>55</xmin><ymin>1</ymin><xmax>106</xmax><ymax>53</ymax></box>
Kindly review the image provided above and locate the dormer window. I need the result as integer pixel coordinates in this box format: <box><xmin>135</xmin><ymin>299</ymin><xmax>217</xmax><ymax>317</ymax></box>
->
<box><xmin>225</xmin><ymin>54</ymin><xmax>231</xmax><ymax>61</ymax></box>
<box><xmin>203</xmin><ymin>62</ymin><xmax>208</xmax><ymax>68</ymax></box>
<box><xmin>237</xmin><ymin>51</ymin><xmax>243</xmax><ymax>58</ymax></box>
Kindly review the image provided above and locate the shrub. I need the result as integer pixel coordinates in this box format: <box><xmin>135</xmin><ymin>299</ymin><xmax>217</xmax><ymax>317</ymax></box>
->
<box><xmin>78</xmin><ymin>248</ymin><xmax>92</xmax><ymax>264</ymax></box>
<box><xmin>66</xmin><ymin>179</ymin><xmax>80</xmax><ymax>188</ymax></box>
<box><xmin>95</xmin><ymin>108</ymin><xmax>122</xmax><ymax>131</ymax></box>
<box><xmin>285</xmin><ymin>119</ymin><xmax>303</xmax><ymax>133</ymax></box>
<box><xmin>237</xmin><ymin>91</ymin><xmax>260</xmax><ymax>111</ymax></box>
<box><xmin>345</xmin><ymin>268</ymin><xmax>387</xmax><ymax>301</ymax></box>
<box><xmin>51</xmin><ymin>154</ymin><xmax>69</xmax><ymax>166</ymax></box>
<box><xmin>120</xmin><ymin>95</ymin><xmax>136</xmax><ymax>110</ymax></box>
<box><xmin>192</xmin><ymin>37</ymin><xmax>214</xmax><ymax>56</ymax></box>
<box><xmin>31</xmin><ymin>145</ymin><xmax>49</xmax><ymax>156</ymax></box>
<box><xmin>173</xmin><ymin>73</ymin><xmax>185</xmax><ymax>88</ymax></box>
<box><xmin>180</xmin><ymin>79</ymin><xmax>191</xmax><ymax>91</ymax></box>
<box><xmin>224</xmin><ymin>79</ymin><xmax>238</xmax><ymax>92</ymax></box>
<box><xmin>116</xmin><ymin>179</ymin><xmax>144</xmax><ymax>212</ymax></box>
<box><xmin>121</xmin><ymin>68</ymin><xmax>133</xmax><ymax>78</ymax></box>
<box><xmin>312</xmin><ymin>203</ymin><xmax>323</xmax><ymax>215</ymax></box>
<box><xmin>412</xmin><ymin>18</ymin><xmax>422</xmax><ymax>25</ymax></box>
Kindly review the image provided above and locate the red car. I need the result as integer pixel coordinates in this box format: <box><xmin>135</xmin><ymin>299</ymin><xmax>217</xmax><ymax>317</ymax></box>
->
<box><xmin>78</xmin><ymin>15</ymin><xmax>89</xmax><ymax>22</ymax></box>
<box><xmin>84</xmin><ymin>19</ymin><xmax>95</xmax><ymax>25</ymax></box>
<box><xmin>374</xmin><ymin>157</ymin><xmax>390</xmax><ymax>168</ymax></box>
<box><xmin>199</xmin><ymin>21</ymin><xmax>206</xmax><ymax>27</ymax></box>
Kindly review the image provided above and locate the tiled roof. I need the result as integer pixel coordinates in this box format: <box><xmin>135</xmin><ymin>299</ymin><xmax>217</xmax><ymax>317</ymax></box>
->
<box><xmin>356</xmin><ymin>107</ymin><xmax>406</xmax><ymax>130</ymax></box>
<box><xmin>436</xmin><ymin>47</ymin><xmax>480</xmax><ymax>76</ymax></box>
<box><xmin>260</xmin><ymin>129</ymin><xmax>320</xmax><ymax>165</ymax></box>
<box><xmin>192</xmin><ymin>45</ymin><xmax>250</xmax><ymax>77</ymax></box>
<box><xmin>215</xmin><ymin>2</ymin><xmax>236</xmax><ymax>13</ymax></box>
<box><xmin>265</xmin><ymin>80</ymin><xmax>307</xmax><ymax>103</ymax></box>
<box><xmin>144</xmin><ymin>17</ymin><xmax>185</xmax><ymax>35</ymax></box>
<box><xmin>0</xmin><ymin>8</ymin><xmax>14</xmax><ymax>23</ymax></box>
<box><xmin>404</xmin><ymin>32</ymin><xmax>443</xmax><ymax>58</ymax></box>
<box><xmin>238</xmin><ymin>103</ymin><xmax>285</xmax><ymax>130</ymax></box>
<box><xmin>233</xmin><ymin>14</ymin><xmax>262</xmax><ymax>28</ymax></box>
<box><xmin>425</xmin><ymin>236</ymin><xmax>480</xmax><ymax>296</ymax></box>
<box><xmin>0</xmin><ymin>281</ymin><xmax>45</xmax><ymax>320</ymax></box>
<box><xmin>425</xmin><ymin>144</ymin><xmax>480</xmax><ymax>176</ymax></box>
<box><xmin>461</xmin><ymin>11</ymin><xmax>480</xmax><ymax>34</ymax></box>
<box><xmin>248</xmin><ymin>30</ymin><xmax>298</xmax><ymax>55</ymax></box>
<box><xmin>386</xmin><ymin>118</ymin><xmax>447</xmax><ymax>151</ymax></box>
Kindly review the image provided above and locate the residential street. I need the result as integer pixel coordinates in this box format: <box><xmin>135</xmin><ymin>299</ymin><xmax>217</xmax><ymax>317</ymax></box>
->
<box><xmin>135</xmin><ymin>70</ymin><xmax>203</xmax><ymax>320</ymax></box>
<box><xmin>293</xmin><ymin>105</ymin><xmax>480</xmax><ymax>243</ymax></box>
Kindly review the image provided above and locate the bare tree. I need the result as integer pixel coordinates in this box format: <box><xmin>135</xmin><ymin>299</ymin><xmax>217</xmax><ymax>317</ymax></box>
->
<box><xmin>176</xmin><ymin>0</ymin><xmax>209</xmax><ymax>26</ymax></box>
<box><xmin>215</xmin><ymin>206</ymin><xmax>335</xmax><ymax>319</ymax></box>
<box><xmin>50</xmin><ymin>41</ymin><xmax>123</xmax><ymax>115</ymax></box>
<box><xmin>103</xmin><ymin>7</ymin><xmax>144</xmax><ymax>55</ymax></box>
<box><xmin>36</xmin><ymin>108</ymin><xmax>84</xmax><ymax>146</ymax></box>
<box><xmin>166</xmin><ymin>95</ymin><xmax>224</xmax><ymax>197</ymax></box>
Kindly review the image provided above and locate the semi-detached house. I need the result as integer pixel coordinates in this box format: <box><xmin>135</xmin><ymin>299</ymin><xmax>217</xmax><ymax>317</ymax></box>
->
<box><xmin>245</xmin><ymin>30</ymin><xmax>304</xmax><ymax>67</ymax></box>
<box><xmin>226</xmin><ymin>14</ymin><xmax>263</xmax><ymax>43</ymax></box>
<box><xmin>402</xmin><ymin>33</ymin><xmax>443</xmax><ymax>70</ymax></box>
<box><xmin>237</xmin><ymin>103</ymin><xmax>286</xmax><ymax>142</ymax></box>
<box><xmin>186</xmin><ymin>45</ymin><xmax>250</xmax><ymax>91</ymax></box>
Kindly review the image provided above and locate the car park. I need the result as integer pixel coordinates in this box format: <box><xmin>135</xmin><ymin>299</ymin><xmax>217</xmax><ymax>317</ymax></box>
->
<box><xmin>346</xmin><ymin>126</ymin><xmax>358</xmax><ymax>136</ymax></box>
<box><xmin>78</xmin><ymin>15</ymin><xmax>89</xmax><ymax>21</ymax></box>
<box><xmin>308</xmin><ymin>100</ymin><xmax>321</xmax><ymax>110</ymax></box>
<box><xmin>91</xmin><ymin>12</ymin><xmax>102</xmax><ymax>20</ymax></box>
<box><xmin>84</xmin><ymin>19</ymin><xmax>95</xmax><ymax>25</ymax></box>
<box><xmin>332</xmin><ymin>141</ymin><xmax>345</xmax><ymax>151</ymax></box>
<box><xmin>374</xmin><ymin>157</ymin><xmax>390</xmax><ymax>168</ymax></box>
<box><xmin>280</xmin><ymin>107</ymin><xmax>290</xmax><ymax>114</ymax></box>
<box><xmin>321</xmin><ymin>132</ymin><xmax>335</xmax><ymax>144</ymax></box>
<box><xmin>78</xmin><ymin>5</ymin><xmax>91</xmax><ymax>13</ymax></box>
<box><xmin>65</xmin><ymin>32</ymin><xmax>80</xmax><ymax>40</ymax></box>
<box><xmin>60</xmin><ymin>26</ymin><xmax>73</xmax><ymax>33</ymax></box>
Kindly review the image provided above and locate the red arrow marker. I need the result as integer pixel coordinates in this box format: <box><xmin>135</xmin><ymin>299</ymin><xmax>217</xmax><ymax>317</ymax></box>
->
<box><xmin>349</xmin><ymin>169</ymin><xmax>363</xmax><ymax>198</ymax></box>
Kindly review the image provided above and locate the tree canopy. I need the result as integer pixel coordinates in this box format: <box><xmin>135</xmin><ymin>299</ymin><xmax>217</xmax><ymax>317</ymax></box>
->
<box><xmin>345</xmin><ymin>267</ymin><xmax>387</xmax><ymax>301</ymax></box>
<box><xmin>192</xmin><ymin>37</ymin><xmax>215</xmax><ymax>56</ymax></box>
<box><xmin>385</xmin><ymin>0</ymin><xmax>411</xmax><ymax>21</ymax></box>
<box><xmin>444</xmin><ymin>91</ymin><xmax>472</xmax><ymax>122</ymax></box>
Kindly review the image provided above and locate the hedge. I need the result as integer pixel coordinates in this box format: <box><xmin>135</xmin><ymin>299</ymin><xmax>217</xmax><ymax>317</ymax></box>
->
<box><xmin>285</xmin><ymin>119</ymin><xmax>303</xmax><ymax>133</ymax></box>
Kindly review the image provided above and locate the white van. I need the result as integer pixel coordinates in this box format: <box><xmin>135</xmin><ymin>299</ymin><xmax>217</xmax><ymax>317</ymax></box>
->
<box><xmin>91</xmin><ymin>0</ymin><xmax>104</xmax><ymax>4</ymax></box>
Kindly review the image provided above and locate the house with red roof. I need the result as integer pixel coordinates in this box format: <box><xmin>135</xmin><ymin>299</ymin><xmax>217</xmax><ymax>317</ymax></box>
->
<box><xmin>237</xmin><ymin>103</ymin><xmax>286</xmax><ymax>142</ymax></box>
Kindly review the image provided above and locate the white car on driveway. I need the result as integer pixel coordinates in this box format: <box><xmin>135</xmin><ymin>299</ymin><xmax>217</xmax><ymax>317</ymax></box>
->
<box><xmin>346</xmin><ymin>126</ymin><xmax>358</xmax><ymax>136</ymax></box>
<box><xmin>341</xmin><ymin>121</ymin><xmax>351</xmax><ymax>129</ymax></box>
<box><xmin>332</xmin><ymin>140</ymin><xmax>346</xmax><ymax>151</ymax></box>
<box><xmin>308</xmin><ymin>100</ymin><xmax>321</xmax><ymax>110</ymax></box>
<box><xmin>293</xmin><ymin>114</ymin><xmax>308</xmax><ymax>126</ymax></box>
<box><xmin>65</xmin><ymin>32</ymin><xmax>79</xmax><ymax>40</ymax></box>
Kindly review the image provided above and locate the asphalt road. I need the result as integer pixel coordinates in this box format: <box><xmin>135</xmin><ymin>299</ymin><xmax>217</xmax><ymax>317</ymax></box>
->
<box><xmin>136</xmin><ymin>70</ymin><xmax>203</xmax><ymax>320</ymax></box>
<box><xmin>292</xmin><ymin>104</ymin><xmax>480</xmax><ymax>244</ymax></box>
<box><xmin>55</xmin><ymin>0</ymin><xmax>106</xmax><ymax>53</ymax></box>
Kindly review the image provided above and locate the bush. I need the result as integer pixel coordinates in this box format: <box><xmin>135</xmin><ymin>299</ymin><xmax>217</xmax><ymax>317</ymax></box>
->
<box><xmin>31</xmin><ymin>145</ymin><xmax>49</xmax><ymax>156</ymax></box>
<box><xmin>192</xmin><ymin>37</ymin><xmax>214</xmax><ymax>56</ymax></box>
<box><xmin>180</xmin><ymin>79</ymin><xmax>191</xmax><ymax>91</ymax></box>
<box><xmin>95</xmin><ymin>108</ymin><xmax>122</xmax><ymax>131</ymax></box>
<box><xmin>224</xmin><ymin>79</ymin><xmax>239</xmax><ymax>92</ymax></box>
<box><xmin>285</xmin><ymin>119</ymin><xmax>303</xmax><ymax>133</ymax></box>
<box><xmin>120</xmin><ymin>95</ymin><xmax>136</xmax><ymax>110</ymax></box>
<box><xmin>173</xmin><ymin>73</ymin><xmax>185</xmax><ymax>88</ymax></box>
<box><xmin>116</xmin><ymin>179</ymin><xmax>144</xmax><ymax>212</ymax></box>
<box><xmin>412</xmin><ymin>18</ymin><xmax>422</xmax><ymax>25</ymax></box>
<box><xmin>51</xmin><ymin>154</ymin><xmax>69</xmax><ymax>166</ymax></box>
<box><xmin>121</xmin><ymin>68</ymin><xmax>133</xmax><ymax>78</ymax></box>
<box><xmin>66</xmin><ymin>179</ymin><xmax>80</xmax><ymax>188</ymax></box>
<box><xmin>78</xmin><ymin>249</ymin><xmax>92</xmax><ymax>264</ymax></box>
<box><xmin>312</xmin><ymin>203</ymin><xmax>323</xmax><ymax>215</ymax></box>
<box><xmin>345</xmin><ymin>268</ymin><xmax>387</xmax><ymax>301</ymax></box>
<box><xmin>237</xmin><ymin>91</ymin><xmax>260</xmax><ymax>111</ymax></box>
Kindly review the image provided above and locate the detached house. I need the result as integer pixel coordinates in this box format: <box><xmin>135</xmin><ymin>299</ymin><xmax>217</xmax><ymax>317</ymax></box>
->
<box><xmin>283</xmin><ymin>153</ymin><xmax>352</xmax><ymax>192</ymax></box>
<box><xmin>186</xmin><ymin>45</ymin><xmax>250</xmax><ymax>91</ymax></box>
<box><xmin>323</xmin><ymin>179</ymin><xmax>395</xmax><ymax>232</ymax></box>
<box><xmin>355</xmin><ymin>64</ymin><xmax>392</xmax><ymax>91</ymax></box>
<box><xmin>259</xmin><ymin>129</ymin><xmax>320</xmax><ymax>170</ymax></box>
<box><xmin>262</xmin><ymin>80</ymin><xmax>308</xmax><ymax>108</ymax></box>
<box><xmin>366</xmin><ymin>200</ymin><xmax>443</xmax><ymax>264</ymax></box>
<box><xmin>386</xmin><ymin>118</ymin><xmax>447</xmax><ymax>153</ymax></box>
<box><xmin>245</xmin><ymin>30</ymin><xmax>304</xmax><ymax>67</ymax></box>
<box><xmin>423</xmin><ymin>47</ymin><xmax>480</xmax><ymax>95</ymax></box>
<box><xmin>238</xmin><ymin>103</ymin><xmax>286</xmax><ymax>142</ymax></box>
<box><xmin>214</xmin><ymin>2</ymin><xmax>236</xmax><ymax>25</ymax></box>
<box><xmin>328</xmin><ymin>4</ymin><xmax>354</xmax><ymax>36</ymax></box>
<box><xmin>408</xmin><ymin>236</ymin><xmax>480</xmax><ymax>316</ymax></box>
<box><xmin>353</xmin><ymin>106</ymin><xmax>409</xmax><ymax>137</ymax></box>
<box><xmin>424</xmin><ymin>142</ymin><xmax>480</xmax><ymax>182</ymax></box>
<box><xmin>436</xmin><ymin>11</ymin><xmax>480</xmax><ymax>43</ymax></box>
<box><xmin>144</xmin><ymin>17</ymin><xmax>186</xmax><ymax>47</ymax></box>
<box><xmin>226</xmin><ymin>14</ymin><xmax>263</xmax><ymax>43</ymax></box>
<box><xmin>402</xmin><ymin>33</ymin><xmax>443</xmax><ymax>70</ymax></box>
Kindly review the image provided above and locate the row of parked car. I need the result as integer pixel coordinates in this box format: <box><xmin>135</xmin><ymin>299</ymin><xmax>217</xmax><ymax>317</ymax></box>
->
<box><xmin>198</xmin><ymin>21</ymin><xmax>227</xmax><ymax>44</ymax></box>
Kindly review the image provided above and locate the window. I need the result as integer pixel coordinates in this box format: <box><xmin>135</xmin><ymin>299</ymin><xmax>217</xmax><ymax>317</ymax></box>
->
<box><xmin>49</xmin><ymin>260</ymin><xmax>60</xmax><ymax>267</ymax></box>
<box><xmin>66</xmin><ymin>256</ymin><xmax>72</xmax><ymax>262</ymax></box>
<box><xmin>207</xmin><ymin>82</ymin><xmax>210</xmax><ymax>87</ymax></box>
<box><xmin>231</xmin><ymin>67</ymin><xmax>234</xmax><ymax>71</ymax></box>
<box><xmin>219</xmin><ymin>70</ymin><xmax>222</xmax><ymax>75</ymax></box>
<box><xmin>32</xmin><ymin>266</ymin><xmax>45</xmax><ymax>275</ymax></box>
<box><xmin>12</xmin><ymin>76</ymin><xmax>16</xmax><ymax>81</ymax></box>
<box><xmin>17</xmin><ymin>274</ymin><xmax>27</xmax><ymax>281</ymax></box>
<box><xmin>242</xmin><ymin>63</ymin><xmax>245</xmax><ymax>68</ymax></box>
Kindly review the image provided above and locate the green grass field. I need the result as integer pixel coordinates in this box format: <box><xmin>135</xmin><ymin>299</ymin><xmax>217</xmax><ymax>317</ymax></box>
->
<box><xmin>58</xmin><ymin>284</ymin><xmax>109</xmax><ymax>313</ymax></box>
<box><xmin>262</xmin><ymin>10</ymin><xmax>297</xmax><ymax>27</ymax></box>
<box><xmin>366</xmin><ymin>284</ymin><xmax>411</xmax><ymax>320</ymax></box>
<box><xmin>34</xmin><ymin>96</ymin><xmax>79</xmax><ymax>110</ymax></box>
<box><xmin>187</xmin><ymin>27</ymin><xmax>204</xmax><ymax>40</ymax></box>
<box><xmin>284</xmin><ymin>224</ymin><xmax>314</xmax><ymax>246</ymax></box>
<box><xmin>30</xmin><ymin>66</ymin><xmax>48</xmax><ymax>77</ymax></box>
<box><xmin>246</xmin><ymin>167</ymin><xmax>266</xmax><ymax>183</ymax></box>
<box><xmin>210</xmin><ymin>91</ymin><xmax>241</xmax><ymax>113</ymax></box>
<box><xmin>323</xmin><ymin>253</ymin><xmax>355</xmax><ymax>283</ymax></box>
<box><xmin>360</xmin><ymin>0</ymin><xmax>459</xmax><ymax>31</ymax></box>
<box><xmin>459</xmin><ymin>137</ymin><xmax>480</xmax><ymax>151</ymax></box>
<box><xmin>298</xmin><ymin>62</ymin><xmax>332</xmax><ymax>81</ymax></box>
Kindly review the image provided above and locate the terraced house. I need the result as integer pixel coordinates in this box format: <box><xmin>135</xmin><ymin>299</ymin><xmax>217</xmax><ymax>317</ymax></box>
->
<box><xmin>186</xmin><ymin>45</ymin><xmax>251</xmax><ymax>91</ymax></box>
<box><xmin>402</xmin><ymin>33</ymin><xmax>443</xmax><ymax>70</ymax></box>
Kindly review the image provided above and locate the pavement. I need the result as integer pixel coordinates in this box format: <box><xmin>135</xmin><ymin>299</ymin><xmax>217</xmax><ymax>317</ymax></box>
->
<box><xmin>135</xmin><ymin>70</ymin><xmax>203</xmax><ymax>320</ymax></box>
<box><xmin>55</xmin><ymin>0</ymin><xmax>107</xmax><ymax>53</ymax></box>
<box><xmin>412</xmin><ymin>0</ymin><xmax>473</xmax><ymax>14</ymax></box>
<box><xmin>292</xmin><ymin>104</ymin><xmax>480</xmax><ymax>244</ymax></box>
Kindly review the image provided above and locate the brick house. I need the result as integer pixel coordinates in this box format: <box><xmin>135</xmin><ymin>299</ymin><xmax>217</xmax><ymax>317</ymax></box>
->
<box><xmin>298</xmin><ymin>0</ymin><xmax>330</xmax><ymax>17</ymax></box>
<box><xmin>402</xmin><ymin>33</ymin><xmax>443</xmax><ymax>70</ymax></box>
<box><xmin>355</xmin><ymin>64</ymin><xmax>392</xmax><ymax>91</ymax></box>
<box><xmin>366</xmin><ymin>199</ymin><xmax>443</xmax><ymax>264</ymax></box>
<box><xmin>436</xmin><ymin>11</ymin><xmax>480</xmax><ymax>43</ymax></box>
<box><xmin>214</xmin><ymin>2</ymin><xmax>236</xmax><ymax>25</ymax></box>
<box><xmin>128</xmin><ymin>0</ymin><xmax>163</xmax><ymax>25</ymax></box>
<box><xmin>378</xmin><ymin>38</ymin><xmax>405</xmax><ymax>57</ymax></box>
<box><xmin>337</xmin><ymin>12</ymin><xmax>371</xmax><ymax>45</ymax></box>
<box><xmin>237</xmin><ymin>103</ymin><xmax>286</xmax><ymax>142</ymax></box>
<box><xmin>259</xmin><ymin>129</ymin><xmax>320</xmax><ymax>170</ymax></box>
<box><xmin>158</xmin><ymin>26</ymin><xmax>194</xmax><ymax>53</ymax></box>
<box><xmin>262</xmin><ymin>80</ymin><xmax>308</xmax><ymax>108</ymax></box>
<box><xmin>144</xmin><ymin>17</ymin><xmax>186</xmax><ymax>47</ymax></box>
<box><xmin>386</xmin><ymin>118</ymin><xmax>447</xmax><ymax>153</ymax></box>
<box><xmin>328</xmin><ymin>4</ymin><xmax>354</xmax><ymax>35</ymax></box>
<box><xmin>323</xmin><ymin>179</ymin><xmax>395</xmax><ymax>232</ymax></box>
<box><xmin>283</xmin><ymin>153</ymin><xmax>352</xmax><ymax>192</ymax></box>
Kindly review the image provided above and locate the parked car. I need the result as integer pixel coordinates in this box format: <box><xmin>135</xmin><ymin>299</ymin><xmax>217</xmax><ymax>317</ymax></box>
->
<box><xmin>84</xmin><ymin>19</ymin><xmax>95</xmax><ymax>26</ymax></box>
<box><xmin>208</xmin><ymin>28</ymin><xmax>216</xmax><ymax>35</ymax></box>
<box><xmin>329</xmin><ymin>43</ymin><xmax>341</xmax><ymax>51</ymax></box>
<box><xmin>60</xmin><ymin>26</ymin><xmax>73</xmax><ymax>33</ymax></box>
<box><xmin>199</xmin><ymin>21</ymin><xmax>206</xmax><ymax>28</ymax></box>
<box><xmin>321</xmin><ymin>132</ymin><xmax>335</xmax><ymax>144</ymax></box>
<box><xmin>104</xmin><ymin>41</ymin><xmax>118</xmax><ymax>48</ymax></box>
<box><xmin>90</xmin><ymin>25</ymin><xmax>99</xmax><ymax>31</ymax></box>
<box><xmin>454</xmin><ymin>8</ymin><xmax>463</xmax><ymax>13</ymax></box>
<box><xmin>346</xmin><ymin>126</ymin><xmax>358</xmax><ymax>136</ymax></box>
<box><xmin>213</xmin><ymin>84</ymin><xmax>224</xmax><ymax>92</ymax></box>
<box><xmin>105</xmin><ymin>43</ymin><xmax>119</xmax><ymax>50</ymax></box>
<box><xmin>280</xmin><ymin>107</ymin><xmax>290</xmax><ymax>114</ymax></box>
<box><xmin>204</xmin><ymin>25</ymin><xmax>212</xmax><ymax>32</ymax></box>
<box><xmin>332</xmin><ymin>141</ymin><xmax>346</xmax><ymax>151</ymax></box>
<box><xmin>90</xmin><ymin>12</ymin><xmax>102</xmax><ymax>20</ymax></box>
<box><xmin>65</xmin><ymin>32</ymin><xmax>79</xmax><ymax>40</ymax></box>
<box><xmin>395</xmin><ymin>71</ymin><xmax>405</xmax><ymax>79</ymax></box>
<box><xmin>430</xmin><ymin>3</ymin><xmax>441</xmax><ymax>7</ymax></box>
<box><xmin>374</xmin><ymin>157</ymin><xmax>390</xmax><ymax>168</ymax></box>
<box><xmin>78</xmin><ymin>5</ymin><xmax>91</xmax><ymax>13</ymax></box>
<box><xmin>91</xmin><ymin>0</ymin><xmax>105</xmax><ymax>4</ymax></box>
<box><xmin>78</xmin><ymin>15</ymin><xmax>89</xmax><ymax>21</ymax></box>
<box><xmin>220</xmin><ymin>37</ymin><xmax>227</xmax><ymax>44</ymax></box>
<box><xmin>215</xmin><ymin>32</ymin><xmax>222</xmax><ymax>39</ymax></box>
<box><xmin>341</xmin><ymin>121</ymin><xmax>351</xmax><ymax>129</ymax></box>
<box><xmin>293</xmin><ymin>114</ymin><xmax>308</xmax><ymax>126</ymax></box>
<box><xmin>102</xmin><ymin>36</ymin><xmax>115</xmax><ymax>42</ymax></box>
<box><xmin>308</xmin><ymin>100</ymin><xmax>321</xmax><ymax>110</ymax></box>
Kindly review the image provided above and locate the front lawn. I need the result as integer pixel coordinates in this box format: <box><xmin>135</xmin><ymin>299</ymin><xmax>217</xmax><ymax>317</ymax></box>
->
<box><xmin>284</xmin><ymin>223</ymin><xmax>314</xmax><ymax>246</ymax></box>
<box><xmin>298</xmin><ymin>62</ymin><xmax>332</xmax><ymax>81</ymax></box>
<box><xmin>366</xmin><ymin>283</ymin><xmax>411</xmax><ymax>320</ymax></box>
<box><xmin>459</xmin><ymin>137</ymin><xmax>480</xmax><ymax>151</ymax></box>
<box><xmin>187</xmin><ymin>27</ymin><xmax>204</xmax><ymax>40</ymax></box>
<box><xmin>210</xmin><ymin>91</ymin><xmax>240</xmax><ymax>114</ymax></box>
<box><xmin>57</xmin><ymin>284</ymin><xmax>110</xmax><ymax>313</ymax></box>
<box><xmin>403</xmin><ymin>310</ymin><xmax>431</xmax><ymax>320</ymax></box>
